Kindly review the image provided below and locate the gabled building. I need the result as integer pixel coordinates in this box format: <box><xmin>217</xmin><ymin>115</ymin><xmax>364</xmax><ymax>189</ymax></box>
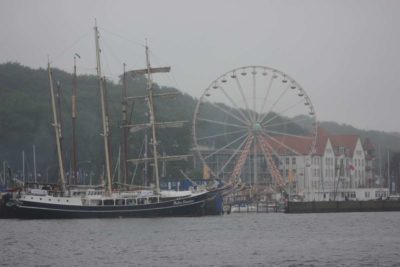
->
<box><xmin>193</xmin><ymin>127</ymin><xmax>388</xmax><ymax>201</ymax></box>
<box><xmin>277</xmin><ymin>127</ymin><xmax>387</xmax><ymax>201</ymax></box>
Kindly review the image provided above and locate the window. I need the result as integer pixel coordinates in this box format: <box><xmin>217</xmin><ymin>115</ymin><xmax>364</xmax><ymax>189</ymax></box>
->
<box><xmin>116</xmin><ymin>199</ymin><xmax>125</xmax><ymax>206</ymax></box>
<box><xmin>103</xmin><ymin>199</ymin><xmax>114</xmax><ymax>206</ymax></box>
<box><xmin>292</xmin><ymin>157</ymin><xmax>296</xmax><ymax>165</ymax></box>
<box><xmin>149</xmin><ymin>197</ymin><xmax>158</xmax><ymax>203</ymax></box>
<box><xmin>126</xmin><ymin>199</ymin><xmax>136</xmax><ymax>205</ymax></box>
<box><xmin>91</xmin><ymin>200</ymin><xmax>102</xmax><ymax>206</ymax></box>
<box><xmin>286</xmin><ymin>157</ymin><xmax>290</xmax><ymax>165</ymax></box>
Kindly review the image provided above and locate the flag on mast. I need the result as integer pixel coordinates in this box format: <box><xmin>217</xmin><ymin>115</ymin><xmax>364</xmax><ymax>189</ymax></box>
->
<box><xmin>288</xmin><ymin>169</ymin><xmax>295</xmax><ymax>183</ymax></box>
<box><xmin>203</xmin><ymin>164</ymin><xmax>210</xmax><ymax>180</ymax></box>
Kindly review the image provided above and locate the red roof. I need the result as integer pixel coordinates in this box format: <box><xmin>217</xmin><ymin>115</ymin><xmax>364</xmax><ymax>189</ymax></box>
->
<box><xmin>265</xmin><ymin>135</ymin><xmax>314</xmax><ymax>155</ymax></box>
<box><xmin>329</xmin><ymin>135</ymin><xmax>359</xmax><ymax>157</ymax></box>
<box><xmin>261</xmin><ymin>127</ymin><xmax>361</xmax><ymax>157</ymax></box>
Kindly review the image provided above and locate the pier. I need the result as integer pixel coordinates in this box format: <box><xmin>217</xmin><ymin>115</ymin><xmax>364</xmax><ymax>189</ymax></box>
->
<box><xmin>224</xmin><ymin>195</ymin><xmax>284</xmax><ymax>213</ymax></box>
<box><xmin>286</xmin><ymin>200</ymin><xmax>400</xmax><ymax>213</ymax></box>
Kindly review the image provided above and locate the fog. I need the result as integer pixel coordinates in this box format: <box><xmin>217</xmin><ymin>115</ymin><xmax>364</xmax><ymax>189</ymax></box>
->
<box><xmin>1</xmin><ymin>0</ymin><xmax>399</xmax><ymax>132</ymax></box>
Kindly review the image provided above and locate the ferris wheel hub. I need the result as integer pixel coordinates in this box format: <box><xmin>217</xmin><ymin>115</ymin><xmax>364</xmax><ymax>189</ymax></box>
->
<box><xmin>251</xmin><ymin>123</ymin><xmax>263</xmax><ymax>133</ymax></box>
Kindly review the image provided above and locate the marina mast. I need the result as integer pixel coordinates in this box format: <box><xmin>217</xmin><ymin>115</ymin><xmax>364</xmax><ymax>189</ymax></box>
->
<box><xmin>123</xmin><ymin>45</ymin><xmax>190</xmax><ymax>195</ymax></box>
<box><xmin>71</xmin><ymin>55</ymin><xmax>78</xmax><ymax>185</ymax></box>
<box><xmin>122</xmin><ymin>63</ymin><xmax>129</xmax><ymax>186</ymax></box>
<box><xmin>48</xmin><ymin>63</ymin><xmax>66</xmax><ymax>192</ymax></box>
<box><xmin>94</xmin><ymin>23</ymin><xmax>112</xmax><ymax>195</ymax></box>
<box><xmin>145</xmin><ymin>45</ymin><xmax>162</xmax><ymax>194</ymax></box>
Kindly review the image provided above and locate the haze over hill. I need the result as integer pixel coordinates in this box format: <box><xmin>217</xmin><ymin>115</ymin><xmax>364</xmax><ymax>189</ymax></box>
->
<box><xmin>0</xmin><ymin>63</ymin><xmax>399</xmax><ymax>183</ymax></box>
<box><xmin>2</xmin><ymin>0</ymin><xmax>400</xmax><ymax>133</ymax></box>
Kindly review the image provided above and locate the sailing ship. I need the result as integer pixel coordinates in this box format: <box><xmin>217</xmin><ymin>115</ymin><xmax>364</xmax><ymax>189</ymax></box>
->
<box><xmin>7</xmin><ymin>24</ymin><xmax>223</xmax><ymax>219</ymax></box>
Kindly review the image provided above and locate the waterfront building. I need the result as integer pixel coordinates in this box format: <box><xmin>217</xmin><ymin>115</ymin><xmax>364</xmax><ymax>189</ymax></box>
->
<box><xmin>193</xmin><ymin>127</ymin><xmax>389</xmax><ymax>201</ymax></box>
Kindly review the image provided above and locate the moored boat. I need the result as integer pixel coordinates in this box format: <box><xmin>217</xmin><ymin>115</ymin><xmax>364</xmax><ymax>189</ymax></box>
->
<box><xmin>7</xmin><ymin>188</ymin><xmax>213</xmax><ymax>219</ymax></box>
<box><xmin>7</xmin><ymin>23</ymin><xmax>226</xmax><ymax>219</ymax></box>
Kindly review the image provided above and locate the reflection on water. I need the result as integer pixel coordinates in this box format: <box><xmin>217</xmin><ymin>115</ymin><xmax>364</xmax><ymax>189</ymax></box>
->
<box><xmin>1</xmin><ymin>212</ymin><xmax>400</xmax><ymax>266</ymax></box>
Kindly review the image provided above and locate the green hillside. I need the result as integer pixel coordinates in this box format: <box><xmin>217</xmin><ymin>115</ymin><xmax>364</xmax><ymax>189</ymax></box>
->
<box><xmin>1</xmin><ymin>63</ymin><xmax>399</xmax><ymax>185</ymax></box>
<box><xmin>0</xmin><ymin>62</ymin><xmax>196</xmax><ymax>184</ymax></box>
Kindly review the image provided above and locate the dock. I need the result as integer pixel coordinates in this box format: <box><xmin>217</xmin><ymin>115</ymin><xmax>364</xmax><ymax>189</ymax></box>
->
<box><xmin>224</xmin><ymin>194</ymin><xmax>284</xmax><ymax>213</ymax></box>
<box><xmin>286</xmin><ymin>200</ymin><xmax>400</xmax><ymax>213</ymax></box>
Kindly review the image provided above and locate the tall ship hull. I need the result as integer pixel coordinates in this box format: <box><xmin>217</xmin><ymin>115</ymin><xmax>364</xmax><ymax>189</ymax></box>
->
<box><xmin>7</xmin><ymin>190</ymin><xmax>213</xmax><ymax>219</ymax></box>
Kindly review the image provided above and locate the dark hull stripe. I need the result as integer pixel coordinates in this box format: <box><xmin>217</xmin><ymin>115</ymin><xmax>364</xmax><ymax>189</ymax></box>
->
<box><xmin>10</xmin><ymin>192</ymin><xmax>211</xmax><ymax>219</ymax></box>
<box><xmin>18</xmin><ymin>199</ymin><xmax>205</xmax><ymax>213</ymax></box>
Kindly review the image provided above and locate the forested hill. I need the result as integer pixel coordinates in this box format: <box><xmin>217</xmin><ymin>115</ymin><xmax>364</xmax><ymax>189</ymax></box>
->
<box><xmin>0</xmin><ymin>63</ymin><xmax>399</xmax><ymax>183</ymax></box>
<box><xmin>0</xmin><ymin>62</ymin><xmax>197</xmax><ymax>181</ymax></box>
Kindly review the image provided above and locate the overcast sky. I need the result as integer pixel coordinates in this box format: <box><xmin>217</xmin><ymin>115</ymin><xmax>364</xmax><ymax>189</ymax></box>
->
<box><xmin>1</xmin><ymin>0</ymin><xmax>399</xmax><ymax>132</ymax></box>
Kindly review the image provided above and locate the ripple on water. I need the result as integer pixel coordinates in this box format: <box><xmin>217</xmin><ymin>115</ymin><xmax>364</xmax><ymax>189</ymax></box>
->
<box><xmin>1</xmin><ymin>213</ymin><xmax>400</xmax><ymax>266</ymax></box>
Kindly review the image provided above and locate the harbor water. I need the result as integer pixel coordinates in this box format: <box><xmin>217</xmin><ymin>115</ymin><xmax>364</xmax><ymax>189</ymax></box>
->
<box><xmin>1</xmin><ymin>212</ymin><xmax>400</xmax><ymax>266</ymax></box>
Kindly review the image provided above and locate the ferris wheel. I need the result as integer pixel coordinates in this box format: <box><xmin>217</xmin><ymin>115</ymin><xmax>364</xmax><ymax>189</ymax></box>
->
<box><xmin>192</xmin><ymin>65</ymin><xmax>317</xmax><ymax>188</ymax></box>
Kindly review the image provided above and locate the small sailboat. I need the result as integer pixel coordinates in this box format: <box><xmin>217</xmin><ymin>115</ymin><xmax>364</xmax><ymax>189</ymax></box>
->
<box><xmin>7</xmin><ymin>24</ymin><xmax>219</xmax><ymax>219</ymax></box>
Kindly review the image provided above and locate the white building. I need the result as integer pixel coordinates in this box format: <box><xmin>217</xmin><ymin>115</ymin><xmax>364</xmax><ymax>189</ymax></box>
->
<box><xmin>277</xmin><ymin>128</ymin><xmax>388</xmax><ymax>201</ymax></box>
<box><xmin>193</xmin><ymin>127</ymin><xmax>389</xmax><ymax>201</ymax></box>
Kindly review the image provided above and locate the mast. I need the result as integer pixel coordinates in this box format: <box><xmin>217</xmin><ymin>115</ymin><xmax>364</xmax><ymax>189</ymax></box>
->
<box><xmin>145</xmin><ymin>45</ymin><xmax>161</xmax><ymax>194</ymax></box>
<box><xmin>94</xmin><ymin>23</ymin><xmax>112</xmax><ymax>195</ymax></box>
<box><xmin>2</xmin><ymin>161</ymin><xmax>5</xmax><ymax>185</ymax></box>
<box><xmin>123</xmin><ymin>45</ymin><xmax>191</xmax><ymax>194</ymax></box>
<box><xmin>71</xmin><ymin>55</ymin><xmax>78</xmax><ymax>185</ymax></box>
<box><xmin>103</xmin><ymin>79</ymin><xmax>114</xmax><ymax>179</ymax></box>
<box><xmin>56</xmin><ymin>81</ymin><xmax>63</xmax><ymax>140</ymax></box>
<box><xmin>55</xmin><ymin>79</ymin><xmax>67</xmax><ymax>185</ymax></box>
<box><xmin>48</xmin><ymin>63</ymin><xmax>67</xmax><ymax>192</ymax></box>
<box><xmin>33</xmin><ymin>144</ymin><xmax>37</xmax><ymax>183</ymax></box>
<box><xmin>122</xmin><ymin>63</ymin><xmax>129</xmax><ymax>185</ymax></box>
<box><xmin>388</xmin><ymin>150</ymin><xmax>390</xmax><ymax>192</ymax></box>
<box><xmin>22</xmin><ymin>150</ymin><xmax>25</xmax><ymax>184</ymax></box>
<box><xmin>144</xmin><ymin>130</ymin><xmax>148</xmax><ymax>186</ymax></box>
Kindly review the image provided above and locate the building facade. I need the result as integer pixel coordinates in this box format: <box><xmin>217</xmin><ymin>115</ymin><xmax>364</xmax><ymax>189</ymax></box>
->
<box><xmin>193</xmin><ymin>128</ymin><xmax>389</xmax><ymax>201</ymax></box>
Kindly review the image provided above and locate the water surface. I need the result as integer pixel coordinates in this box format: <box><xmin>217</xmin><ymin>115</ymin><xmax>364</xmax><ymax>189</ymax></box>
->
<box><xmin>1</xmin><ymin>212</ymin><xmax>400</xmax><ymax>266</ymax></box>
